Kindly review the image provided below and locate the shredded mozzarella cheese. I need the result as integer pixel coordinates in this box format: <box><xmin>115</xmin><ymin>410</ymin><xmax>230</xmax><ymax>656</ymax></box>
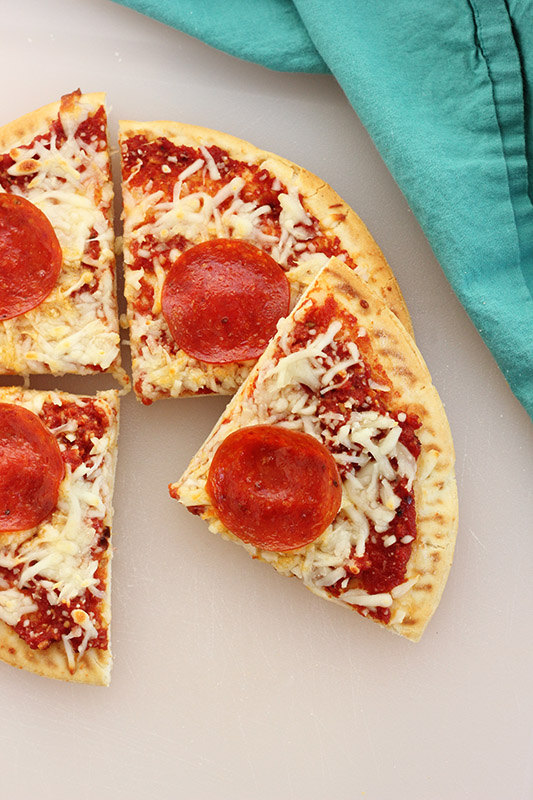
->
<box><xmin>178</xmin><ymin>311</ymin><xmax>421</xmax><ymax>611</ymax></box>
<box><xmin>0</xmin><ymin>98</ymin><xmax>123</xmax><ymax>381</ymax></box>
<box><xmin>121</xmin><ymin>142</ymin><xmax>342</xmax><ymax>400</ymax></box>
<box><xmin>0</xmin><ymin>389</ymin><xmax>117</xmax><ymax>667</ymax></box>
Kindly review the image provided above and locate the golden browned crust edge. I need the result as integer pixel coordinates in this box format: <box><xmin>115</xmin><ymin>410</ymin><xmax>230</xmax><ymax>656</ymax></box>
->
<box><xmin>0</xmin><ymin>92</ymin><xmax>106</xmax><ymax>152</ymax></box>
<box><xmin>0</xmin><ymin>92</ymin><xmax>128</xmax><ymax>387</ymax></box>
<box><xmin>0</xmin><ymin>622</ymin><xmax>111</xmax><ymax>685</ymax></box>
<box><xmin>118</xmin><ymin>119</ymin><xmax>413</xmax><ymax>336</ymax></box>
<box><xmin>302</xmin><ymin>182</ymin><xmax>411</xmax><ymax>335</ymax></box>
<box><xmin>0</xmin><ymin>388</ymin><xmax>120</xmax><ymax>685</ymax></box>
<box><xmin>171</xmin><ymin>258</ymin><xmax>457</xmax><ymax>641</ymax></box>
<box><xmin>307</xmin><ymin>260</ymin><xmax>458</xmax><ymax>640</ymax></box>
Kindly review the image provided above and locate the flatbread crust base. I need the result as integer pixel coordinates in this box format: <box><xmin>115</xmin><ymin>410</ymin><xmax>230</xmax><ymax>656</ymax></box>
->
<box><xmin>0</xmin><ymin>388</ymin><xmax>119</xmax><ymax>685</ymax></box>
<box><xmin>0</xmin><ymin>91</ymin><xmax>106</xmax><ymax>153</ymax></box>
<box><xmin>172</xmin><ymin>258</ymin><xmax>458</xmax><ymax>641</ymax></box>
<box><xmin>120</xmin><ymin>119</ymin><xmax>413</xmax><ymax>402</ymax></box>
<box><xmin>120</xmin><ymin>119</ymin><xmax>411</xmax><ymax>334</ymax></box>
<box><xmin>0</xmin><ymin>91</ymin><xmax>127</xmax><ymax>386</ymax></box>
<box><xmin>0</xmin><ymin>622</ymin><xmax>112</xmax><ymax>685</ymax></box>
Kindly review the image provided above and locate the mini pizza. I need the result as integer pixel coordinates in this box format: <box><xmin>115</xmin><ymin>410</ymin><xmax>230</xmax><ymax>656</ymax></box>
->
<box><xmin>0</xmin><ymin>90</ymin><xmax>126</xmax><ymax>384</ymax></box>
<box><xmin>119</xmin><ymin>120</ymin><xmax>412</xmax><ymax>403</ymax></box>
<box><xmin>171</xmin><ymin>258</ymin><xmax>458</xmax><ymax>640</ymax></box>
<box><xmin>0</xmin><ymin>387</ymin><xmax>119</xmax><ymax>684</ymax></box>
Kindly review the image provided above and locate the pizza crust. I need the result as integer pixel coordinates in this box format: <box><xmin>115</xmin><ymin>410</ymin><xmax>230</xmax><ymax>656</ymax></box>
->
<box><xmin>119</xmin><ymin>119</ymin><xmax>413</xmax><ymax>402</ymax></box>
<box><xmin>0</xmin><ymin>91</ymin><xmax>106</xmax><ymax>153</ymax></box>
<box><xmin>0</xmin><ymin>600</ymin><xmax>111</xmax><ymax>685</ymax></box>
<box><xmin>172</xmin><ymin>258</ymin><xmax>457</xmax><ymax>641</ymax></box>
<box><xmin>0</xmin><ymin>388</ymin><xmax>119</xmax><ymax>685</ymax></box>
<box><xmin>121</xmin><ymin>119</ymin><xmax>411</xmax><ymax>332</ymax></box>
<box><xmin>304</xmin><ymin>260</ymin><xmax>458</xmax><ymax>639</ymax></box>
<box><xmin>0</xmin><ymin>91</ymin><xmax>127</xmax><ymax>385</ymax></box>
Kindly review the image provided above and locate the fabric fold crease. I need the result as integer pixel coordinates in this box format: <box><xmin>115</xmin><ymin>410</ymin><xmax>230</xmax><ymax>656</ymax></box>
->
<box><xmin>113</xmin><ymin>0</ymin><xmax>533</xmax><ymax>420</ymax></box>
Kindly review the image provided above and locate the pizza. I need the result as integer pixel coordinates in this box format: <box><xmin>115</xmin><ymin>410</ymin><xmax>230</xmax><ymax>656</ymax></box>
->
<box><xmin>0</xmin><ymin>89</ymin><xmax>458</xmax><ymax>686</ymax></box>
<box><xmin>0</xmin><ymin>90</ymin><xmax>126</xmax><ymax>385</ymax></box>
<box><xmin>0</xmin><ymin>387</ymin><xmax>119</xmax><ymax>684</ymax></box>
<box><xmin>119</xmin><ymin>120</ymin><xmax>412</xmax><ymax>404</ymax></box>
<box><xmin>171</xmin><ymin>258</ymin><xmax>458</xmax><ymax>640</ymax></box>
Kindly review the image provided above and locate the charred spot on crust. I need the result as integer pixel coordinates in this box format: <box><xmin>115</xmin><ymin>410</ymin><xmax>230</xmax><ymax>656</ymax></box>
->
<box><xmin>98</xmin><ymin>526</ymin><xmax>111</xmax><ymax>549</ymax></box>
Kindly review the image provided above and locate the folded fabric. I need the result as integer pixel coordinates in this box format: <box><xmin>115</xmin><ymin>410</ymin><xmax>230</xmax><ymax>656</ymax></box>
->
<box><xmin>114</xmin><ymin>0</ymin><xmax>533</xmax><ymax>422</ymax></box>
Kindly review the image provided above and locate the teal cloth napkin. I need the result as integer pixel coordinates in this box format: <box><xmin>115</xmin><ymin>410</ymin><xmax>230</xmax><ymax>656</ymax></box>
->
<box><xmin>114</xmin><ymin>0</ymin><xmax>533</xmax><ymax>421</ymax></box>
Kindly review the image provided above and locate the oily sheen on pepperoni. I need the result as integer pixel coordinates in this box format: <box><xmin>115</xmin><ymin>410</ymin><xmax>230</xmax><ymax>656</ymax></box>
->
<box><xmin>0</xmin><ymin>194</ymin><xmax>62</xmax><ymax>320</ymax></box>
<box><xmin>161</xmin><ymin>239</ymin><xmax>290</xmax><ymax>364</ymax></box>
<box><xmin>206</xmin><ymin>425</ymin><xmax>342</xmax><ymax>551</ymax></box>
<box><xmin>0</xmin><ymin>404</ymin><xmax>64</xmax><ymax>532</ymax></box>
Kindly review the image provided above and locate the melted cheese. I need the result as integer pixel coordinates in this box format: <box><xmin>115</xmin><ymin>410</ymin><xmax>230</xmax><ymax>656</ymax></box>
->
<box><xmin>71</xmin><ymin>608</ymin><xmax>99</xmax><ymax>660</ymax></box>
<box><xmin>121</xmin><ymin>145</ymin><xmax>335</xmax><ymax>400</ymax></box>
<box><xmin>0</xmin><ymin>98</ymin><xmax>124</xmax><ymax>382</ymax></box>
<box><xmin>0</xmin><ymin>389</ymin><xmax>117</xmax><ymax>664</ymax></box>
<box><xmin>178</xmin><ymin>305</ymin><xmax>420</xmax><ymax>612</ymax></box>
<box><xmin>0</xmin><ymin>588</ymin><xmax>38</xmax><ymax>627</ymax></box>
<box><xmin>16</xmin><ymin>456</ymin><xmax>107</xmax><ymax>602</ymax></box>
<box><xmin>61</xmin><ymin>608</ymin><xmax>99</xmax><ymax>671</ymax></box>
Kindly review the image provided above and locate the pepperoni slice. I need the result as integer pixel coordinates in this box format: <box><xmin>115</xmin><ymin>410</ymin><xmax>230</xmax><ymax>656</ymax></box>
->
<box><xmin>0</xmin><ymin>193</ymin><xmax>62</xmax><ymax>320</ymax></box>
<box><xmin>161</xmin><ymin>239</ymin><xmax>290</xmax><ymax>363</ymax></box>
<box><xmin>0</xmin><ymin>403</ymin><xmax>64</xmax><ymax>532</ymax></box>
<box><xmin>206</xmin><ymin>425</ymin><xmax>342</xmax><ymax>551</ymax></box>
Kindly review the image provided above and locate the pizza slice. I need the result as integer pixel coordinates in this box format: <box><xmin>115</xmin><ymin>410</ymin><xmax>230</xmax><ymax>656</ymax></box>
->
<box><xmin>171</xmin><ymin>258</ymin><xmax>458</xmax><ymax>640</ymax></box>
<box><xmin>0</xmin><ymin>387</ymin><xmax>119</xmax><ymax>684</ymax></box>
<box><xmin>0</xmin><ymin>90</ymin><xmax>127</xmax><ymax>385</ymax></box>
<box><xmin>119</xmin><ymin>120</ymin><xmax>412</xmax><ymax>403</ymax></box>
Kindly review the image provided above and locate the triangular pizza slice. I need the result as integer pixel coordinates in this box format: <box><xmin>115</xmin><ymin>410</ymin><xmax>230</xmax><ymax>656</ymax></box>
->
<box><xmin>0</xmin><ymin>90</ymin><xmax>126</xmax><ymax>385</ymax></box>
<box><xmin>171</xmin><ymin>258</ymin><xmax>458</xmax><ymax>640</ymax></box>
<box><xmin>119</xmin><ymin>120</ymin><xmax>412</xmax><ymax>403</ymax></box>
<box><xmin>0</xmin><ymin>388</ymin><xmax>119</xmax><ymax>684</ymax></box>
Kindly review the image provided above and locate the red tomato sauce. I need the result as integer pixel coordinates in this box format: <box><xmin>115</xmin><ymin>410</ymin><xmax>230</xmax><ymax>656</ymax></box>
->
<box><xmin>275</xmin><ymin>295</ymin><xmax>421</xmax><ymax>624</ymax></box>
<box><xmin>120</xmin><ymin>135</ymin><xmax>358</xmax><ymax>280</ymax></box>
<box><xmin>9</xmin><ymin>554</ymin><xmax>108</xmax><ymax>652</ymax></box>
<box><xmin>0</xmin><ymin>106</ymin><xmax>108</xmax><ymax>193</ymax></box>
<box><xmin>121</xmin><ymin>135</ymin><xmax>361</xmax><ymax>399</ymax></box>
<box><xmin>0</xmin><ymin>104</ymin><xmax>110</xmax><ymax>274</ymax></box>
<box><xmin>40</xmin><ymin>398</ymin><xmax>110</xmax><ymax>472</ymax></box>
<box><xmin>0</xmin><ymin>398</ymin><xmax>112</xmax><ymax>652</ymax></box>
